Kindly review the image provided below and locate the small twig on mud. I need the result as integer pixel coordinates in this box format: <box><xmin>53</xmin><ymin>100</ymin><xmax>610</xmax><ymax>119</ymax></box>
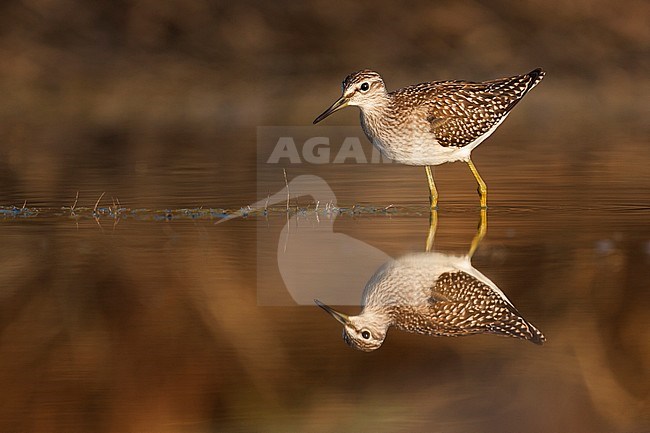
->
<box><xmin>93</xmin><ymin>192</ymin><xmax>105</xmax><ymax>215</ymax></box>
<box><xmin>283</xmin><ymin>168</ymin><xmax>290</xmax><ymax>212</ymax></box>
<box><xmin>110</xmin><ymin>196</ymin><xmax>120</xmax><ymax>217</ymax></box>
<box><xmin>70</xmin><ymin>191</ymin><xmax>79</xmax><ymax>214</ymax></box>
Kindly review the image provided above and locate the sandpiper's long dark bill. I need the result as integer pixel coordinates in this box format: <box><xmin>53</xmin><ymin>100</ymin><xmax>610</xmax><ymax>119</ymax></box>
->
<box><xmin>314</xmin><ymin>299</ymin><xmax>349</xmax><ymax>325</ymax></box>
<box><xmin>313</xmin><ymin>96</ymin><xmax>348</xmax><ymax>124</ymax></box>
<box><xmin>312</xmin><ymin>68</ymin><xmax>545</xmax><ymax>209</ymax></box>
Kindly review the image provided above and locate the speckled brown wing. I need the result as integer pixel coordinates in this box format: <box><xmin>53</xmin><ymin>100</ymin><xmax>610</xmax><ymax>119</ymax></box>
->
<box><xmin>427</xmin><ymin>271</ymin><xmax>545</xmax><ymax>344</ymax></box>
<box><xmin>420</xmin><ymin>69</ymin><xmax>545</xmax><ymax>148</ymax></box>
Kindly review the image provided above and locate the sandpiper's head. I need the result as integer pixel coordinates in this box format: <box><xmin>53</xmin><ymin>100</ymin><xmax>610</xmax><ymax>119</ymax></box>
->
<box><xmin>313</xmin><ymin>70</ymin><xmax>387</xmax><ymax>124</ymax></box>
<box><xmin>315</xmin><ymin>299</ymin><xmax>388</xmax><ymax>352</ymax></box>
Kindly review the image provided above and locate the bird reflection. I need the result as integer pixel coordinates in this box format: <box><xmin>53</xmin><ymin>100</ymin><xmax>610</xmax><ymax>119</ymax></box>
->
<box><xmin>316</xmin><ymin>210</ymin><xmax>545</xmax><ymax>351</ymax></box>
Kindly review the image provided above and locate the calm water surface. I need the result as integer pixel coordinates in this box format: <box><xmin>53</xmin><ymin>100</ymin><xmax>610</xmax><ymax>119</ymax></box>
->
<box><xmin>0</xmin><ymin>143</ymin><xmax>648</xmax><ymax>432</ymax></box>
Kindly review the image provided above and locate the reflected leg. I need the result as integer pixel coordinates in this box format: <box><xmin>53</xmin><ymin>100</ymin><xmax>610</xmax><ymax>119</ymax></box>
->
<box><xmin>466</xmin><ymin>159</ymin><xmax>487</xmax><ymax>208</ymax></box>
<box><xmin>468</xmin><ymin>208</ymin><xmax>487</xmax><ymax>258</ymax></box>
<box><xmin>425</xmin><ymin>165</ymin><xmax>438</xmax><ymax>210</ymax></box>
<box><xmin>425</xmin><ymin>209</ymin><xmax>438</xmax><ymax>252</ymax></box>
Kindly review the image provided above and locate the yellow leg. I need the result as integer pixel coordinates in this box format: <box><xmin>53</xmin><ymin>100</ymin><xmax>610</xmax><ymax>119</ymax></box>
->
<box><xmin>466</xmin><ymin>159</ymin><xmax>487</xmax><ymax>208</ymax></box>
<box><xmin>468</xmin><ymin>208</ymin><xmax>487</xmax><ymax>258</ymax></box>
<box><xmin>425</xmin><ymin>209</ymin><xmax>438</xmax><ymax>252</ymax></box>
<box><xmin>425</xmin><ymin>166</ymin><xmax>438</xmax><ymax>210</ymax></box>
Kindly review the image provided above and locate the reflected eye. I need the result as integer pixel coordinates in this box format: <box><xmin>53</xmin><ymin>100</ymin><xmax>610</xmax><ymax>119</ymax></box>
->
<box><xmin>360</xmin><ymin>82</ymin><xmax>370</xmax><ymax>92</ymax></box>
<box><xmin>361</xmin><ymin>330</ymin><xmax>371</xmax><ymax>339</ymax></box>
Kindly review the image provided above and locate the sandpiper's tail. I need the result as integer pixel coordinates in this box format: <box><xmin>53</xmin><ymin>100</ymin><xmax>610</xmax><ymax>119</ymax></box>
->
<box><xmin>498</xmin><ymin>67</ymin><xmax>545</xmax><ymax>111</ymax></box>
<box><xmin>525</xmin><ymin>67</ymin><xmax>546</xmax><ymax>93</ymax></box>
<box><xmin>489</xmin><ymin>313</ymin><xmax>546</xmax><ymax>345</ymax></box>
<box><xmin>521</xmin><ymin>318</ymin><xmax>546</xmax><ymax>345</ymax></box>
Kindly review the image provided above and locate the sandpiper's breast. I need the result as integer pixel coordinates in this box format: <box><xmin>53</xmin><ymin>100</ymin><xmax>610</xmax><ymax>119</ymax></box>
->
<box><xmin>362</xmin><ymin>112</ymin><xmax>471</xmax><ymax>166</ymax></box>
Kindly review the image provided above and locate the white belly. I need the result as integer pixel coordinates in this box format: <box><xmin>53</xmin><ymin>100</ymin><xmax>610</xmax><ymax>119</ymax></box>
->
<box><xmin>370</xmin><ymin>113</ymin><xmax>510</xmax><ymax>166</ymax></box>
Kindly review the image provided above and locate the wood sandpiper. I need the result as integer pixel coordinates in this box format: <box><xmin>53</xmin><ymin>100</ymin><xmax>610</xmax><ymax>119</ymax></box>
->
<box><xmin>313</xmin><ymin>68</ymin><xmax>545</xmax><ymax>209</ymax></box>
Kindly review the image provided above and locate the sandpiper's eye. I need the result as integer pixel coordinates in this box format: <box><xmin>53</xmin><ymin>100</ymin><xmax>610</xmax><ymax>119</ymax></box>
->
<box><xmin>360</xmin><ymin>82</ymin><xmax>370</xmax><ymax>92</ymax></box>
<box><xmin>361</xmin><ymin>330</ymin><xmax>371</xmax><ymax>339</ymax></box>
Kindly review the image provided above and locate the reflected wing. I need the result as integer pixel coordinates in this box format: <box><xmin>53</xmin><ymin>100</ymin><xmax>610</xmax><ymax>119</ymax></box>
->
<box><xmin>429</xmin><ymin>271</ymin><xmax>545</xmax><ymax>344</ymax></box>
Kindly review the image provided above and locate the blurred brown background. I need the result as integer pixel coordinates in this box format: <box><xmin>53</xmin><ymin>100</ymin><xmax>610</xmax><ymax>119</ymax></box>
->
<box><xmin>0</xmin><ymin>1</ymin><xmax>648</xmax><ymax>432</ymax></box>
